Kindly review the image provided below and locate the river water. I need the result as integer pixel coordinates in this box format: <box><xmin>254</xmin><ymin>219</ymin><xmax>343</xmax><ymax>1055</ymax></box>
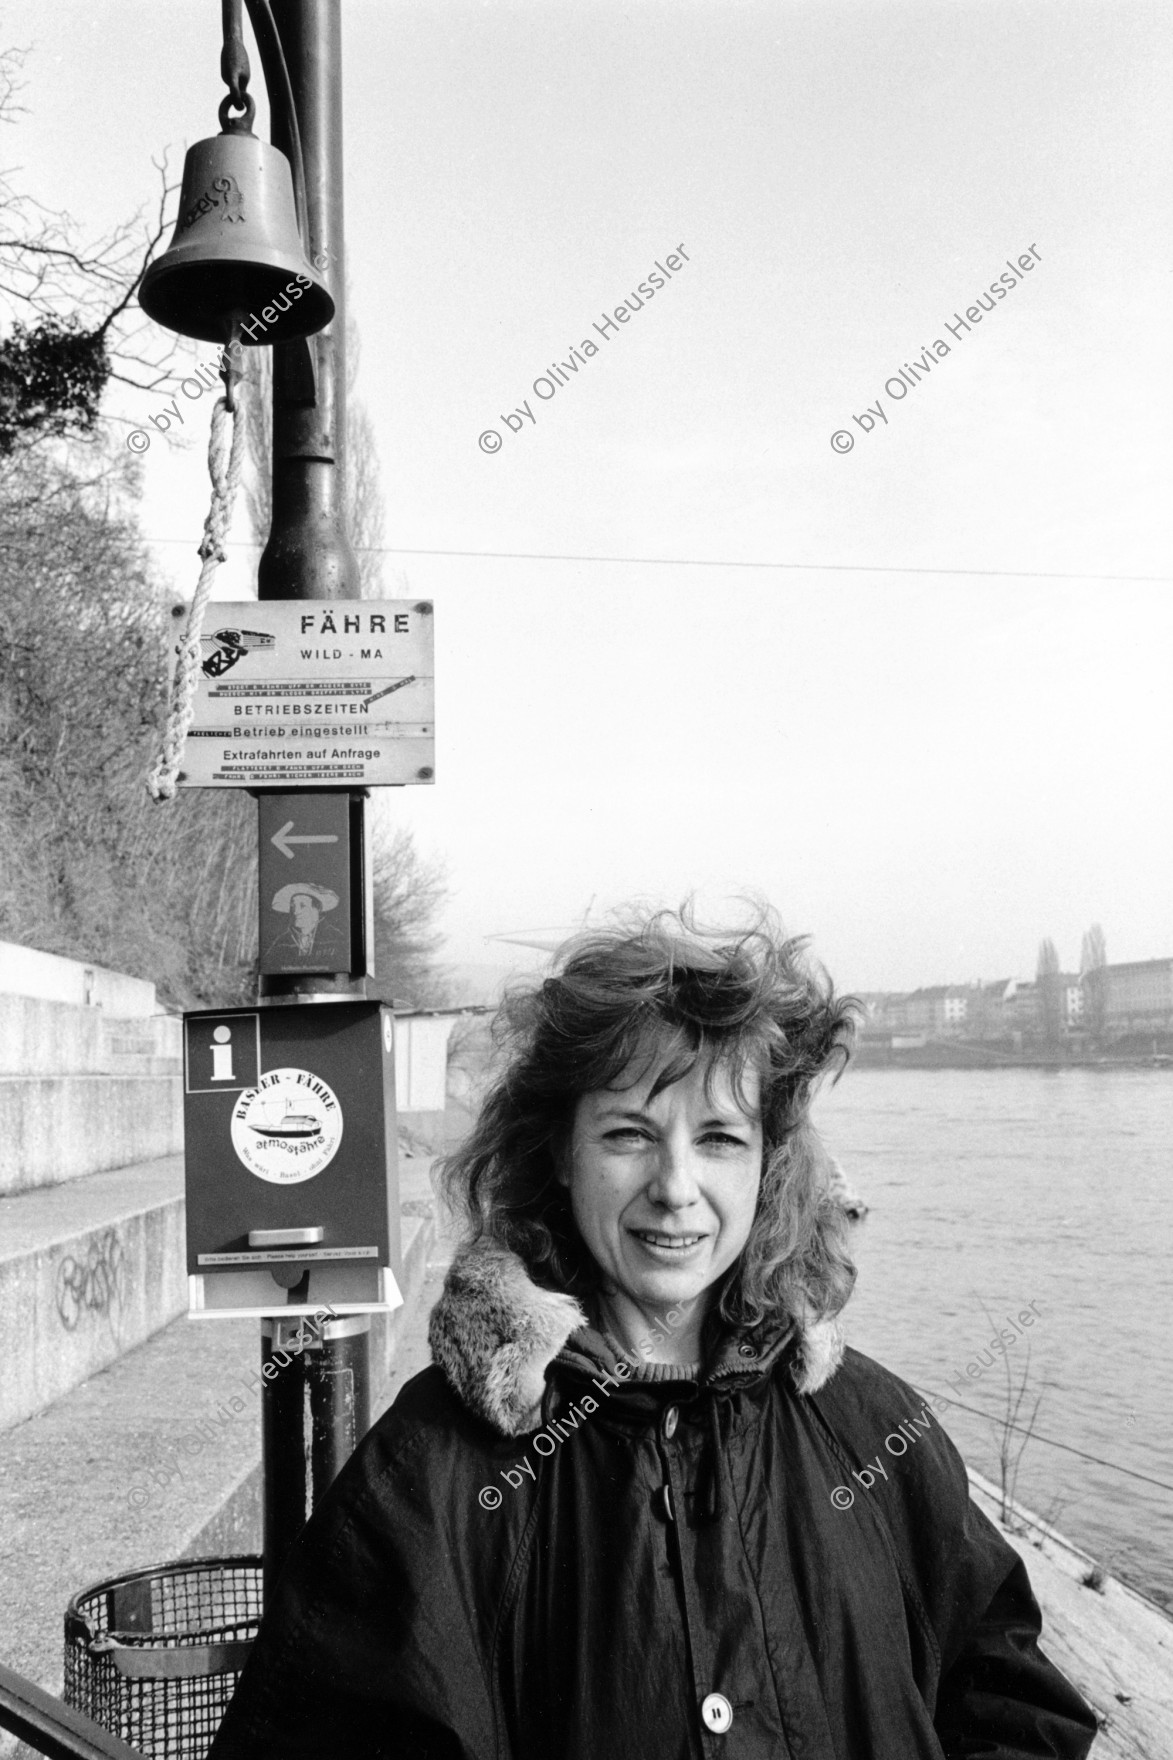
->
<box><xmin>813</xmin><ymin>1067</ymin><xmax>1173</xmax><ymax>1610</ymax></box>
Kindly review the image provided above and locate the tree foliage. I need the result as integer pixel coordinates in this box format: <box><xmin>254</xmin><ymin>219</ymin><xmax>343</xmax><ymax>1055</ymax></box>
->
<box><xmin>368</xmin><ymin>823</ymin><xmax>449</xmax><ymax>1006</ymax></box>
<box><xmin>0</xmin><ymin>44</ymin><xmax>265</xmax><ymax>999</ymax></box>
<box><xmin>1080</xmin><ymin>923</ymin><xmax>1108</xmax><ymax>1042</ymax></box>
<box><xmin>1034</xmin><ymin>937</ymin><xmax>1062</xmax><ymax>1043</ymax></box>
<box><xmin>0</xmin><ymin>44</ymin><xmax>180</xmax><ymax>458</ymax></box>
<box><xmin>0</xmin><ymin>441</ymin><xmax>257</xmax><ymax>1005</ymax></box>
<box><xmin>1079</xmin><ymin>923</ymin><xmax>1107</xmax><ymax>974</ymax></box>
<box><xmin>0</xmin><ymin>48</ymin><xmax>446</xmax><ymax>1007</ymax></box>
<box><xmin>0</xmin><ymin>314</ymin><xmax>108</xmax><ymax>453</ymax></box>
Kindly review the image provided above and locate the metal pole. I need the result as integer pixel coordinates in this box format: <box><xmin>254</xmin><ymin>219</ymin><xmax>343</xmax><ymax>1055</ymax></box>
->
<box><xmin>250</xmin><ymin>0</ymin><xmax>371</xmax><ymax>1597</ymax></box>
<box><xmin>255</xmin><ymin>0</ymin><xmax>363</xmax><ymax>1008</ymax></box>
<box><xmin>261</xmin><ymin>1316</ymin><xmax>371</xmax><ymax>1590</ymax></box>
<box><xmin>257</xmin><ymin>0</ymin><xmax>361</xmax><ymax>606</ymax></box>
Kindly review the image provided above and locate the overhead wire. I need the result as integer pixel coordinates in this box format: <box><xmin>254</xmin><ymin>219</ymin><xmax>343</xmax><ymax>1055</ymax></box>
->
<box><xmin>141</xmin><ymin>537</ymin><xmax>1171</xmax><ymax>584</ymax></box>
<box><xmin>913</xmin><ymin>1385</ymin><xmax>1173</xmax><ymax>1496</ymax></box>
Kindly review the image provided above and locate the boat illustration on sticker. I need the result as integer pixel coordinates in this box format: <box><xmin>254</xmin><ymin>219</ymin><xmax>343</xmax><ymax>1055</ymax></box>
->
<box><xmin>230</xmin><ymin>1067</ymin><xmax>342</xmax><ymax>1182</ymax></box>
<box><xmin>249</xmin><ymin>1103</ymin><xmax>322</xmax><ymax>1141</ymax></box>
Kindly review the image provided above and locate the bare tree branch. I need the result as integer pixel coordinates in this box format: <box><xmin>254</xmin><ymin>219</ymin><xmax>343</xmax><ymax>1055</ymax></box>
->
<box><xmin>0</xmin><ymin>48</ymin><xmax>187</xmax><ymax>437</ymax></box>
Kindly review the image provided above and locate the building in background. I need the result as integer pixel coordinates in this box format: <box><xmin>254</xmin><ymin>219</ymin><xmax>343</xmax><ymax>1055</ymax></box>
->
<box><xmin>851</xmin><ymin>957</ymin><xmax>1173</xmax><ymax>1059</ymax></box>
<box><xmin>967</xmin><ymin>980</ymin><xmax>1014</xmax><ymax>1041</ymax></box>
<box><xmin>1100</xmin><ymin>958</ymin><xmax>1173</xmax><ymax>1038</ymax></box>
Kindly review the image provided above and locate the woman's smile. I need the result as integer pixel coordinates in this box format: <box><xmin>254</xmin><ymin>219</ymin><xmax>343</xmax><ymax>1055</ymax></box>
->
<box><xmin>629</xmin><ymin>1228</ymin><xmax>708</xmax><ymax>1256</ymax></box>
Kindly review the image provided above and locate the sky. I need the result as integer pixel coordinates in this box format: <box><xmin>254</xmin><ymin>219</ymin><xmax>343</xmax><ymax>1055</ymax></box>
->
<box><xmin>4</xmin><ymin>0</ymin><xmax>1171</xmax><ymax>991</ymax></box>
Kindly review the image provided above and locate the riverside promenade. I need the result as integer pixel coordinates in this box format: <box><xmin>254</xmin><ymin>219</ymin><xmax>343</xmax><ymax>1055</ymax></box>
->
<box><xmin>0</xmin><ymin>944</ymin><xmax>1167</xmax><ymax>1757</ymax></box>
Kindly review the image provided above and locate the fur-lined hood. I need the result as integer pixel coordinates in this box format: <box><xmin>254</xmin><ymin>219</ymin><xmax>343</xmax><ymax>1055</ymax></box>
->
<box><xmin>428</xmin><ymin>1236</ymin><xmax>846</xmax><ymax>1439</ymax></box>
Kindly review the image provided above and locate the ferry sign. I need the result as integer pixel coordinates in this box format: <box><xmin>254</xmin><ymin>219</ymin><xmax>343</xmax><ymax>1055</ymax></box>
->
<box><xmin>179</xmin><ymin>598</ymin><xmax>435</xmax><ymax>789</ymax></box>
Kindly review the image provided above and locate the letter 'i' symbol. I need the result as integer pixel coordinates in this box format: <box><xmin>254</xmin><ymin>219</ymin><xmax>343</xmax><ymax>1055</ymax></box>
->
<box><xmin>211</xmin><ymin>1024</ymin><xmax>235</xmax><ymax>1082</ymax></box>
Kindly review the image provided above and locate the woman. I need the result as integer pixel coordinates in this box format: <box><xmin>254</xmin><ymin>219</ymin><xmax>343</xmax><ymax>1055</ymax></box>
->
<box><xmin>211</xmin><ymin>908</ymin><xmax>1097</xmax><ymax>1760</ymax></box>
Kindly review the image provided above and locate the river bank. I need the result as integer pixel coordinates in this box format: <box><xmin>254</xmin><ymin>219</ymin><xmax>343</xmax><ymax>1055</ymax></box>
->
<box><xmin>813</xmin><ymin>1065</ymin><xmax>1172</xmax><ymax>1610</ymax></box>
<box><xmin>852</xmin><ymin>1038</ymin><xmax>1173</xmax><ymax>1071</ymax></box>
<box><xmin>966</xmin><ymin>1467</ymin><xmax>1172</xmax><ymax>1755</ymax></box>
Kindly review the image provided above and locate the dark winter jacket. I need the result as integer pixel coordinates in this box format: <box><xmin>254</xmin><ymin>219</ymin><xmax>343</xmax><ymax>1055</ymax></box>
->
<box><xmin>210</xmin><ymin>1238</ymin><xmax>1098</xmax><ymax>1760</ymax></box>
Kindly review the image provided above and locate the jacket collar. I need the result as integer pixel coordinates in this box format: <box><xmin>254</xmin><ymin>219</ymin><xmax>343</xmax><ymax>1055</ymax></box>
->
<box><xmin>428</xmin><ymin>1236</ymin><xmax>846</xmax><ymax>1439</ymax></box>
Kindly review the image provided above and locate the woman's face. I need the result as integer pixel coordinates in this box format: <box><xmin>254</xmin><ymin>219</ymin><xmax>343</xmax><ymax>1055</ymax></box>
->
<box><xmin>559</xmin><ymin>1048</ymin><xmax>764</xmax><ymax>1327</ymax></box>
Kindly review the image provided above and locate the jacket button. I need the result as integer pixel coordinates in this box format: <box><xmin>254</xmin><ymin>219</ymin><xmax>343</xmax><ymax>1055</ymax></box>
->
<box><xmin>701</xmin><ymin>1693</ymin><xmax>733</xmax><ymax>1734</ymax></box>
<box><xmin>661</xmin><ymin>1405</ymin><xmax>679</xmax><ymax>1440</ymax></box>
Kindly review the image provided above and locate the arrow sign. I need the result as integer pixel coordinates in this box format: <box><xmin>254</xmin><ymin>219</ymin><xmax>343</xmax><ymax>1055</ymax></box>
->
<box><xmin>271</xmin><ymin>821</ymin><xmax>341</xmax><ymax>861</ymax></box>
<box><xmin>258</xmin><ymin>793</ymin><xmax>354</xmax><ymax>977</ymax></box>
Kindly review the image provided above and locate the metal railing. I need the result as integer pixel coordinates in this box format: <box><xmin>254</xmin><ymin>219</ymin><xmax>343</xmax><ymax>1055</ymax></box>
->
<box><xmin>0</xmin><ymin>1661</ymin><xmax>145</xmax><ymax>1760</ymax></box>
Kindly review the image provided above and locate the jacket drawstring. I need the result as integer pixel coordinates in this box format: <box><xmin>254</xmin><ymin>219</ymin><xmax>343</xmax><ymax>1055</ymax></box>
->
<box><xmin>550</xmin><ymin>1375</ymin><xmax>729</xmax><ymax>1526</ymax></box>
<box><xmin>703</xmin><ymin>1393</ymin><xmax>726</xmax><ymax>1524</ymax></box>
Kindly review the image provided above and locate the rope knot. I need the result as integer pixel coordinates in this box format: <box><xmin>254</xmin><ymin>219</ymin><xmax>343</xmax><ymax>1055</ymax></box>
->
<box><xmin>147</xmin><ymin>395</ymin><xmax>246</xmax><ymax>803</ymax></box>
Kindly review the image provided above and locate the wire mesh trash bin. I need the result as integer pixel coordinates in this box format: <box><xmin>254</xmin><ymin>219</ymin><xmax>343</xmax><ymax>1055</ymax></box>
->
<box><xmin>64</xmin><ymin>1557</ymin><xmax>261</xmax><ymax>1760</ymax></box>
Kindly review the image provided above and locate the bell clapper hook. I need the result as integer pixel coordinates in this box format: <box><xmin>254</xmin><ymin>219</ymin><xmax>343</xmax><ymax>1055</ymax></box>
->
<box><xmin>221</xmin><ymin>311</ymin><xmax>246</xmax><ymax>413</ymax></box>
<box><xmin>220</xmin><ymin>0</ymin><xmax>250</xmax><ymax>115</ymax></box>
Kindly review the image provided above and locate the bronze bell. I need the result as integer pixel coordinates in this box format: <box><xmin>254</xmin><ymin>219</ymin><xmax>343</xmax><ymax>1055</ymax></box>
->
<box><xmin>140</xmin><ymin>117</ymin><xmax>333</xmax><ymax>347</ymax></box>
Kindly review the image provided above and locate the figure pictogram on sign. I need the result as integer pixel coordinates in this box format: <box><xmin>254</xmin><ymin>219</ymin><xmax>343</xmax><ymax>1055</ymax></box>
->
<box><xmin>266</xmin><ymin>883</ymin><xmax>346</xmax><ymax>963</ymax></box>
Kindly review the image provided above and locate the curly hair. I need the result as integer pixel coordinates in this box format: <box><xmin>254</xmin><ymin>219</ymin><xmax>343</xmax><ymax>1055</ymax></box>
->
<box><xmin>439</xmin><ymin>905</ymin><xmax>860</xmax><ymax>1334</ymax></box>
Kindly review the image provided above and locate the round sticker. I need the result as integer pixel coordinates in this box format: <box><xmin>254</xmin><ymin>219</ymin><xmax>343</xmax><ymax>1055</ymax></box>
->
<box><xmin>230</xmin><ymin>1067</ymin><xmax>343</xmax><ymax>1183</ymax></box>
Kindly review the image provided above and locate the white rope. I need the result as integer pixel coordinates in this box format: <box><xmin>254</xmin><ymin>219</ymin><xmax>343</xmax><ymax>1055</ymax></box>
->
<box><xmin>147</xmin><ymin>396</ymin><xmax>247</xmax><ymax>802</ymax></box>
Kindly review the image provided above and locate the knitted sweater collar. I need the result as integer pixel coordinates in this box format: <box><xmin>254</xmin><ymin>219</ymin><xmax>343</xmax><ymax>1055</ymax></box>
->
<box><xmin>427</xmin><ymin>1236</ymin><xmax>846</xmax><ymax>1439</ymax></box>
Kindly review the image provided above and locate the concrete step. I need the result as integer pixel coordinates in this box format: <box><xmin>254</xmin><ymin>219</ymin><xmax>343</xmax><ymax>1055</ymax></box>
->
<box><xmin>87</xmin><ymin>1055</ymin><xmax>181</xmax><ymax>1079</ymax></box>
<box><xmin>0</xmin><ymin>1190</ymin><xmax>438</xmax><ymax>1760</ymax></box>
<box><xmin>98</xmin><ymin>1016</ymin><xmax>182</xmax><ymax>1074</ymax></box>
<box><xmin>0</xmin><ymin>995</ymin><xmax>181</xmax><ymax>1079</ymax></box>
<box><xmin>0</xmin><ymin>943</ymin><xmax>159</xmax><ymax>1019</ymax></box>
<box><xmin>0</xmin><ymin>1156</ymin><xmax>186</xmax><ymax>1433</ymax></box>
<box><xmin>0</xmin><ymin>1075</ymin><xmax>182</xmax><ymax>1197</ymax></box>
